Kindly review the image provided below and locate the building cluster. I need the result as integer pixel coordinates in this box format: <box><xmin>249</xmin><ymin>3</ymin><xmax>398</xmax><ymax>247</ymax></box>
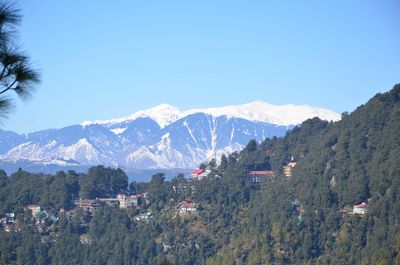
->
<box><xmin>27</xmin><ymin>205</ymin><xmax>58</xmax><ymax>232</ymax></box>
<box><xmin>1</xmin><ymin>205</ymin><xmax>61</xmax><ymax>233</ymax></box>
<box><xmin>245</xmin><ymin>156</ymin><xmax>297</xmax><ymax>184</ymax></box>
<box><xmin>75</xmin><ymin>193</ymin><xmax>154</xmax><ymax>224</ymax></box>
<box><xmin>1</xmin><ymin>192</ymin><xmax>201</xmax><ymax>248</ymax></box>
<box><xmin>27</xmin><ymin>204</ymin><xmax>43</xmax><ymax>217</ymax></box>
<box><xmin>76</xmin><ymin>193</ymin><xmax>147</xmax><ymax>212</ymax></box>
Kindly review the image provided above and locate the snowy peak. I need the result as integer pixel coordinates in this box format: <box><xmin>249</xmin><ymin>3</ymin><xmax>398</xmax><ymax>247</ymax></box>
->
<box><xmin>227</xmin><ymin>101</ymin><xmax>341</xmax><ymax>125</ymax></box>
<box><xmin>186</xmin><ymin>101</ymin><xmax>340</xmax><ymax>126</ymax></box>
<box><xmin>1</xmin><ymin>100</ymin><xmax>341</xmax><ymax>171</ymax></box>
<box><xmin>119</xmin><ymin>104</ymin><xmax>182</xmax><ymax>128</ymax></box>
<box><xmin>82</xmin><ymin>101</ymin><xmax>341</xmax><ymax>128</ymax></box>
<box><xmin>82</xmin><ymin>104</ymin><xmax>183</xmax><ymax>128</ymax></box>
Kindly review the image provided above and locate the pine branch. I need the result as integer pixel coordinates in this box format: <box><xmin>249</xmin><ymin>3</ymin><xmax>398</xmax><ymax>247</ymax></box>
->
<box><xmin>0</xmin><ymin>77</ymin><xmax>16</xmax><ymax>94</ymax></box>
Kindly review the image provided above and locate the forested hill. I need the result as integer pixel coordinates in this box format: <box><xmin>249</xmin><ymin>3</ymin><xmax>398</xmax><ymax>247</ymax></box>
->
<box><xmin>196</xmin><ymin>84</ymin><xmax>400</xmax><ymax>264</ymax></box>
<box><xmin>0</xmin><ymin>85</ymin><xmax>399</xmax><ymax>265</ymax></box>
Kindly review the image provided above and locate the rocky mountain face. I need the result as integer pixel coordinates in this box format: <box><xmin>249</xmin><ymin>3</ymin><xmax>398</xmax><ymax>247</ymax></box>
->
<box><xmin>0</xmin><ymin>101</ymin><xmax>340</xmax><ymax>171</ymax></box>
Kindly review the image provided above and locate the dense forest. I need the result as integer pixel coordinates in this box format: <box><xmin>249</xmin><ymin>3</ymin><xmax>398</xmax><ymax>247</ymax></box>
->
<box><xmin>0</xmin><ymin>84</ymin><xmax>399</xmax><ymax>264</ymax></box>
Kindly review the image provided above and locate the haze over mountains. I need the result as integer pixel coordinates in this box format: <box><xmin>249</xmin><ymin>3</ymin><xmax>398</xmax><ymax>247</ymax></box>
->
<box><xmin>0</xmin><ymin>101</ymin><xmax>340</xmax><ymax>173</ymax></box>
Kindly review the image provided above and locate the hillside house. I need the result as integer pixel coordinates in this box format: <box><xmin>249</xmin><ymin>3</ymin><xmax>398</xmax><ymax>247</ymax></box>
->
<box><xmin>117</xmin><ymin>194</ymin><xmax>138</xmax><ymax>208</ymax></box>
<box><xmin>96</xmin><ymin>194</ymin><xmax>140</xmax><ymax>209</ymax></box>
<box><xmin>0</xmin><ymin>217</ymin><xmax>7</xmax><ymax>228</ymax></box>
<box><xmin>33</xmin><ymin>212</ymin><xmax>51</xmax><ymax>232</ymax></box>
<box><xmin>5</xmin><ymin>213</ymin><xmax>15</xmax><ymax>224</ymax></box>
<box><xmin>248</xmin><ymin>170</ymin><xmax>275</xmax><ymax>183</ymax></box>
<box><xmin>135</xmin><ymin>211</ymin><xmax>153</xmax><ymax>222</ymax></box>
<box><xmin>1</xmin><ymin>213</ymin><xmax>16</xmax><ymax>232</ymax></box>
<box><xmin>283</xmin><ymin>156</ymin><xmax>297</xmax><ymax>177</ymax></box>
<box><xmin>80</xmin><ymin>234</ymin><xmax>92</xmax><ymax>245</ymax></box>
<box><xmin>353</xmin><ymin>202</ymin><xmax>368</xmax><ymax>215</ymax></box>
<box><xmin>77</xmin><ymin>199</ymin><xmax>101</xmax><ymax>212</ymax></box>
<box><xmin>179</xmin><ymin>198</ymin><xmax>197</xmax><ymax>213</ymax></box>
<box><xmin>97</xmin><ymin>197</ymin><xmax>119</xmax><ymax>207</ymax></box>
<box><xmin>34</xmin><ymin>211</ymin><xmax>47</xmax><ymax>219</ymax></box>
<box><xmin>27</xmin><ymin>205</ymin><xmax>41</xmax><ymax>217</ymax></box>
<box><xmin>339</xmin><ymin>207</ymin><xmax>353</xmax><ymax>215</ymax></box>
<box><xmin>191</xmin><ymin>168</ymin><xmax>209</xmax><ymax>180</ymax></box>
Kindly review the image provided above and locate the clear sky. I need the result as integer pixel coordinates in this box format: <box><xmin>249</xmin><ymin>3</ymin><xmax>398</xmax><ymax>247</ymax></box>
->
<box><xmin>3</xmin><ymin>0</ymin><xmax>400</xmax><ymax>133</ymax></box>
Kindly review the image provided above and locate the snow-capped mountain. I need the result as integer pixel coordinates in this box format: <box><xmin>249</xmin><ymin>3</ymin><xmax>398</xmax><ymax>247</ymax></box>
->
<box><xmin>82</xmin><ymin>104</ymin><xmax>182</xmax><ymax>129</ymax></box>
<box><xmin>83</xmin><ymin>101</ymin><xmax>340</xmax><ymax>128</ymax></box>
<box><xmin>0</xmin><ymin>101</ymin><xmax>341</xmax><ymax>171</ymax></box>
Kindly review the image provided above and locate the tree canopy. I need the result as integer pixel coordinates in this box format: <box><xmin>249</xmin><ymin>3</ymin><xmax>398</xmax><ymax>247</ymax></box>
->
<box><xmin>0</xmin><ymin>1</ymin><xmax>40</xmax><ymax>119</ymax></box>
<box><xmin>0</xmin><ymin>85</ymin><xmax>399</xmax><ymax>264</ymax></box>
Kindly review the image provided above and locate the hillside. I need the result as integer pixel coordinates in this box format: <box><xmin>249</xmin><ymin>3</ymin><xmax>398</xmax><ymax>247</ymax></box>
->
<box><xmin>0</xmin><ymin>85</ymin><xmax>398</xmax><ymax>265</ymax></box>
<box><xmin>192</xmin><ymin>84</ymin><xmax>400</xmax><ymax>264</ymax></box>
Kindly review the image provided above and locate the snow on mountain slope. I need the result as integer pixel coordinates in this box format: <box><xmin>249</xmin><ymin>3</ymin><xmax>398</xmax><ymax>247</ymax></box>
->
<box><xmin>1</xmin><ymin>101</ymin><xmax>341</xmax><ymax>171</ymax></box>
<box><xmin>185</xmin><ymin>101</ymin><xmax>341</xmax><ymax>126</ymax></box>
<box><xmin>82</xmin><ymin>104</ymin><xmax>182</xmax><ymax>128</ymax></box>
<box><xmin>3</xmin><ymin>138</ymin><xmax>104</xmax><ymax>165</ymax></box>
<box><xmin>81</xmin><ymin>101</ymin><xmax>340</xmax><ymax>129</ymax></box>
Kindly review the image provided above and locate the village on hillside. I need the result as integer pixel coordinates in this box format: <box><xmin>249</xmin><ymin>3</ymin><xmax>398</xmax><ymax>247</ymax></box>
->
<box><xmin>1</xmin><ymin>154</ymin><xmax>369</xmax><ymax>246</ymax></box>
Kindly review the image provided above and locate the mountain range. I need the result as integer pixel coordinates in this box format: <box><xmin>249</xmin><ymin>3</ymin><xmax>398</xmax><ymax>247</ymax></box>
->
<box><xmin>0</xmin><ymin>101</ymin><xmax>340</xmax><ymax>173</ymax></box>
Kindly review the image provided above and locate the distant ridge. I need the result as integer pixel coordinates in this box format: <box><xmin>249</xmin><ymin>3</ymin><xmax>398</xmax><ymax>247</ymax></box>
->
<box><xmin>1</xmin><ymin>101</ymin><xmax>340</xmax><ymax>172</ymax></box>
<box><xmin>82</xmin><ymin>101</ymin><xmax>340</xmax><ymax>128</ymax></box>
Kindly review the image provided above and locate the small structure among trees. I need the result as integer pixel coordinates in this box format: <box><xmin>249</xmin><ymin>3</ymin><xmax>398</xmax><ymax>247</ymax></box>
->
<box><xmin>27</xmin><ymin>204</ymin><xmax>41</xmax><ymax>217</ymax></box>
<box><xmin>179</xmin><ymin>197</ymin><xmax>197</xmax><ymax>214</ymax></box>
<box><xmin>116</xmin><ymin>194</ymin><xmax>138</xmax><ymax>208</ymax></box>
<box><xmin>283</xmin><ymin>156</ymin><xmax>297</xmax><ymax>177</ymax></box>
<box><xmin>353</xmin><ymin>202</ymin><xmax>368</xmax><ymax>215</ymax></box>
<box><xmin>191</xmin><ymin>168</ymin><xmax>209</xmax><ymax>180</ymax></box>
<box><xmin>248</xmin><ymin>170</ymin><xmax>275</xmax><ymax>183</ymax></box>
<box><xmin>76</xmin><ymin>199</ymin><xmax>101</xmax><ymax>212</ymax></box>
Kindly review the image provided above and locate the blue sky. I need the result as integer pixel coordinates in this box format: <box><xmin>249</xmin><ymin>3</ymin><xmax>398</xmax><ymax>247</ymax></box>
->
<box><xmin>3</xmin><ymin>0</ymin><xmax>400</xmax><ymax>133</ymax></box>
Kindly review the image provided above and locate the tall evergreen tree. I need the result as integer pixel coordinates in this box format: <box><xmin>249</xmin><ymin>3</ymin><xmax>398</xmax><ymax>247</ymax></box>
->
<box><xmin>0</xmin><ymin>1</ymin><xmax>40</xmax><ymax>119</ymax></box>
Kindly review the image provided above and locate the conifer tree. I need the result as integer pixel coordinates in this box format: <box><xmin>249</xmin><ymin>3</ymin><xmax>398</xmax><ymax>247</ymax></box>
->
<box><xmin>0</xmin><ymin>1</ymin><xmax>40</xmax><ymax>119</ymax></box>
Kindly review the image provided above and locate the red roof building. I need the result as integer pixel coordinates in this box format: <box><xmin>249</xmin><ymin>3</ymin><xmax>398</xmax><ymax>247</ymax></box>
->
<box><xmin>248</xmin><ymin>170</ymin><xmax>275</xmax><ymax>183</ymax></box>
<box><xmin>354</xmin><ymin>202</ymin><xmax>368</xmax><ymax>208</ymax></box>
<box><xmin>179</xmin><ymin>198</ymin><xmax>197</xmax><ymax>213</ymax></box>
<box><xmin>353</xmin><ymin>202</ymin><xmax>368</xmax><ymax>215</ymax></box>
<box><xmin>191</xmin><ymin>168</ymin><xmax>209</xmax><ymax>180</ymax></box>
<box><xmin>192</xmin><ymin>168</ymin><xmax>205</xmax><ymax>175</ymax></box>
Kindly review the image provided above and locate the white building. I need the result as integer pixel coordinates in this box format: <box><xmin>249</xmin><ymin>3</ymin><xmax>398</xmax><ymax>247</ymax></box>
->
<box><xmin>353</xmin><ymin>202</ymin><xmax>368</xmax><ymax>215</ymax></box>
<box><xmin>117</xmin><ymin>194</ymin><xmax>138</xmax><ymax>209</ymax></box>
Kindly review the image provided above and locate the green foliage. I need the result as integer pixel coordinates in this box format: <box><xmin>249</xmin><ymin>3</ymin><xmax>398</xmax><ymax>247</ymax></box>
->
<box><xmin>0</xmin><ymin>84</ymin><xmax>399</xmax><ymax>264</ymax></box>
<box><xmin>0</xmin><ymin>1</ymin><xmax>41</xmax><ymax>119</ymax></box>
<box><xmin>80</xmin><ymin>165</ymin><xmax>128</xmax><ymax>199</ymax></box>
